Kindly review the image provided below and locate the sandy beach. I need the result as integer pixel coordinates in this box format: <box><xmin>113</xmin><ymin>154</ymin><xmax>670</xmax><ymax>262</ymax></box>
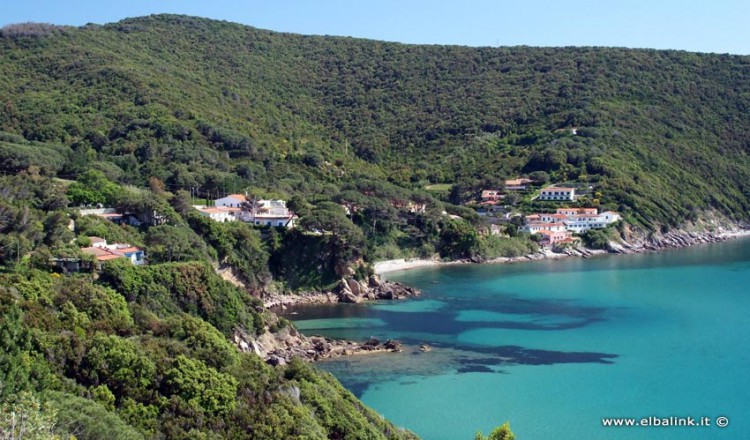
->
<box><xmin>373</xmin><ymin>258</ymin><xmax>450</xmax><ymax>274</ymax></box>
<box><xmin>373</xmin><ymin>249</ymin><xmax>589</xmax><ymax>275</ymax></box>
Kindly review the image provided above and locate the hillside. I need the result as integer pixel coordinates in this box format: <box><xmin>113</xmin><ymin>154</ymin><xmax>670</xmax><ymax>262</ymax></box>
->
<box><xmin>1</xmin><ymin>14</ymin><xmax>750</xmax><ymax>231</ymax></box>
<box><xmin>0</xmin><ymin>172</ymin><xmax>421</xmax><ymax>439</ymax></box>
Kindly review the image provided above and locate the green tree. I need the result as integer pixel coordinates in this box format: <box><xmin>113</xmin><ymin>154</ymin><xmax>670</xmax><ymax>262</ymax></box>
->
<box><xmin>146</xmin><ymin>225</ymin><xmax>210</xmax><ymax>263</ymax></box>
<box><xmin>299</xmin><ymin>202</ymin><xmax>366</xmax><ymax>275</ymax></box>
<box><xmin>0</xmin><ymin>305</ymin><xmax>33</xmax><ymax>400</ymax></box>
<box><xmin>0</xmin><ymin>392</ymin><xmax>59</xmax><ymax>440</ymax></box>
<box><xmin>475</xmin><ymin>422</ymin><xmax>516</xmax><ymax>440</ymax></box>
<box><xmin>66</xmin><ymin>170</ymin><xmax>123</xmax><ymax>206</ymax></box>
<box><xmin>80</xmin><ymin>334</ymin><xmax>157</xmax><ymax>401</ymax></box>
<box><xmin>44</xmin><ymin>391</ymin><xmax>144</xmax><ymax>440</ymax></box>
<box><xmin>439</xmin><ymin>220</ymin><xmax>480</xmax><ymax>259</ymax></box>
<box><xmin>163</xmin><ymin>355</ymin><xmax>238</xmax><ymax>415</ymax></box>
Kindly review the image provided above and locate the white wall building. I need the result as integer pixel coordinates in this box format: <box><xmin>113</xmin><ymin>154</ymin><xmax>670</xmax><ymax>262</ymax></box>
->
<box><xmin>214</xmin><ymin>194</ymin><xmax>248</xmax><ymax>208</ymax></box>
<box><xmin>211</xmin><ymin>196</ymin><xmax>296</xmax><ymax>228</ymax></box>
<box><xmin>244</xmin><ymin>200</ymin><xmax>296</xmax><ymax>228</ymax></box>
<box><xmin>197</xmin><ymin>207</ymin><xmax>237</xmax><ymax>223</ymax></box>
<box><xmin>525</xmin><ymin>208</ymin><xmax>621</xmax><ymax>234</ymax></box>
<box><xmin>524</xmin><ymin>222</ymin><xmax>567</xmax><ymax>233</ymax></box>
<box><xmin>539</xmin><ymin>187</ymin><xmax>576</xmax><ymax>201</ymax></box>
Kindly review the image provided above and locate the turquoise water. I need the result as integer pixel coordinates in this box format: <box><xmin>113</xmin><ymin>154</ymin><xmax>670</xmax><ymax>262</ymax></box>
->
<box><xmin>283</xmin><ymin>239</ymin><xmax>750</xmax><ymax>439</ymax></box>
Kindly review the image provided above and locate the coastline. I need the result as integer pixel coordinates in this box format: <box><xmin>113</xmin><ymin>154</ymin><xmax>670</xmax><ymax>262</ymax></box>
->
<box><xmin>374</xmin><ymin>227</ymin><xmax>750</xmax><ymax>275</ymax></box>
<box><xmin>372</xmin><ymin>249</ymin><xmax>599</xmax><ymax>276</ymax></box>
<box><xmin>260</xmin><ymin>226</ymin><xmax>750</xmax><ymax>310</ymax></box>
<box><xmin>253</xmin><ymin>225</ymin><xmax>750</xmax><ymax>364</ymax></box>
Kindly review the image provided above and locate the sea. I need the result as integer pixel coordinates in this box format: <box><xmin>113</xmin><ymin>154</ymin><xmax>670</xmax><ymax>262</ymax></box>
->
<box><xmin>282</xmin><ymin>238</ymin><xmax>750</xmax><ymax>439</ymax></box>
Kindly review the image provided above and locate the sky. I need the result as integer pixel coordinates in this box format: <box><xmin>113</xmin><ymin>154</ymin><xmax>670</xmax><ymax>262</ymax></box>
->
<box><xmin>2</xmin><ymin>0</ymin><xmax>750</xmax><ymax>55</ymax></box>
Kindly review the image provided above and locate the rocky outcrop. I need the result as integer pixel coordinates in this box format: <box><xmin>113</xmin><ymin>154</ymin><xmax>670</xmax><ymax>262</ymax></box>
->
<box><xmin>245</xmin><ymin>275</ymin><xmax>419</xmax><ymax>364</ymax></box>
<box><xmin>610</xmin><ymin>227</ymin><xmax>745</xmax><ymax>254</ymax></box>
<box><xmin>263</xmin><ymin>291</ymin><xmax>339</xmax><ymax>309</ymax></box>
<box><xmin>336</xmin><ymin>275</ymin><xmax>420</xmax><ymax>302</ymax></box>
<box><xmin>233</xmin><ymin>319</ymin><xmax>404</xmax><ymax>364</ymax></box>
<box><xmin>264</xmin><ymin>275</ymin><xmax>421</xmax><ymax>308</ymax></box>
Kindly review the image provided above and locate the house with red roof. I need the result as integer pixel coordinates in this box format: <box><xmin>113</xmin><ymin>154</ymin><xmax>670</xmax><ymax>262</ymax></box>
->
<box><xmin>81</xmin><ymin>238</ymin><xmax>145</xmax><ymax>267</ymax></box>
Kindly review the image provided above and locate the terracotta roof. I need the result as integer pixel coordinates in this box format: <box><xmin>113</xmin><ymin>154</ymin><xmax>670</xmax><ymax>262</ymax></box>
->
<box><xmin>81</xmin><ymin>247</ymin><xmax>109</xmax><ymax>257</ymax></box>
<box><xmin>223</xmin><ymin>194</ymin><xmax>247</xmax><ymax>200</ymax></box>
<box><xmin>88</xmin><ymin>236</ymin><xmax>106</xmax><ymax>244</ymax></box>
<box><xmin>542</xmin><ymin>187</ymin><xmax>575</xmax><ymax>191</ymax></box>
<box><xmin>82</xmin><ymin>247</ymin><xmax>124</xmax><ymax>262</ymax></box>
<box><xmin>97</xmin><ymin>254</ymin><xmax>123</xmax><ymax>261</ymax></box>
<box><xmin>200</xmin><ymin>208</ymin><xmax>229</xmax><ymax>214</ymax></box>
<box><xmin>114</xmin><ymin>247</ymin><xmax>141</xmax><ymax>254</ymax></box>
<box><xmin>505</xmin><ymin>178</ymin><xmax>532</xmax><ymax>186</ymax></box>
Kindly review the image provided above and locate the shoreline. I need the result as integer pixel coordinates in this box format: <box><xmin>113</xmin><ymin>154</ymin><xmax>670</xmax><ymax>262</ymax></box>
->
<box><xmin>261</xmin><ymin>227</ymin><xmax>750</xmax><ymax>310</ymax></box>
<box><xmin>254</xmin><ymin>225</ymin><xmax>750</xmax><ymax>364</ymax></box>
<box><xmin>374</xmin><ymin>227</ymin><xmax>750</xmax><ymax>275</ymax></box>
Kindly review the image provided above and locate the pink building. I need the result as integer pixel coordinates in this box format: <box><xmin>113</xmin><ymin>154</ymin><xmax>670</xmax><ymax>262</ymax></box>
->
<box><xmin>538</xmin><ymin>230</ymin><xmax>571</xmax><ymax>246</ymax></box>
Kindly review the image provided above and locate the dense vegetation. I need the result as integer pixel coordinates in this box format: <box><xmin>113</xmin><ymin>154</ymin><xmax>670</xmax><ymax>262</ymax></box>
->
<box><xmin>1</xmin><ymin>13</ymin><xmax>749</xmax><ymax>439</ymax></box>
<box><xmin>1</xmin><ymin>15</ymin><xmax>749</xmax><ymax>235</ymax></box>
<box><xmin>0</xmin><ymin>175</ymin><xmax>418</xmax><ymax>439</ymax></box>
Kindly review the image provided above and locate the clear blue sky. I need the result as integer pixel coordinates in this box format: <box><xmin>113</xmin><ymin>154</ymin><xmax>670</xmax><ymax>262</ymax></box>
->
<box><xmin>2</xmin><ymin>0</ymin><xmax>749</xmax><ymax>54</ymax></box>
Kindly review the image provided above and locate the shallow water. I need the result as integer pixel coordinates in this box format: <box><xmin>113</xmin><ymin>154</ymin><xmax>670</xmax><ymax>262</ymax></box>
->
<box><xmin>283</xmin><ymin>239</ymin><xmax>750</xmax><ymax>439</ymax></box>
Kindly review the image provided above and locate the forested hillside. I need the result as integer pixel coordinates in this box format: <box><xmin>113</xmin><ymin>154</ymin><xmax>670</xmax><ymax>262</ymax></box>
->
<box><xmin>1</xmin><ymin>14</ymin><xmax>749</xmax><ymax>231</ymax></box>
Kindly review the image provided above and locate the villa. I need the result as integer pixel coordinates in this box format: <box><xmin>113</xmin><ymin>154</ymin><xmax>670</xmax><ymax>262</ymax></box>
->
<box><xmin>81</xmin><ymin>237</ymin><xmax>146</xmax><ymax>266</ymax></box>
<box><xmin>198</xmin><ymin>195</ymin><xmax>296</xmax><ymax>228</ymax></box>
<box><xmin>197</xmin><ymin>206</ymin><xmax>238</xmax><ymax>223</ymax></box>
<box><xmin>504</xmin><ymin>178</ymin><xmax>533</xmax><ymax>191</ymax></box>
<box><xmin>539</xmin><ymin>186</ymin><xmax>576</xmax><ymax>201</ymax></box>
<box><xmin>481</xmin><ymin>189</ymin><xmax>502</xmax><ymax>201</ymax></box>
<box><xmin>524</xmin><ymin>208</ymin><xmax>621</xmax><ymax>235</ymax></box>
<box><xmin>538</xmin><ymin>230</ymin><xmax>571</xmax><ymax>246</ymax></box>
<box><xmin>214</xmin><ymin>194</ymin><xmax>248</xmax><ymax>208</ymax></box>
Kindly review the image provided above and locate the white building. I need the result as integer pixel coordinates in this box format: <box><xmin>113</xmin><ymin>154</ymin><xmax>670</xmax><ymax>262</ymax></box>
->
<box><xmin>210</xmin><ymin>196</ymin><xmax>296</xmax><ymax>228</ymax></box>
<box><xmin>197</xmin><ymin>207</ymin><xmax>237</xmax><ymax>223</ymax></box>
<box><xmin>244</xmin><ymin>200</ymin><xmax>296</xmax><ymax>228</ymax></box>
<box><xmin>539</xmin><ymin>213</ymin><xmax>569</xmax><ymax>223</ymax></box>
<box><xmin>524</xmin><ymin>222</ymin><xmax>567</xmax><ymax>233</ymax></box>
<box><xmin>539</xmin><ymin>187</ymin><xmax>576</xmax><ymax>201</ymax></box>
<box><xmin>81</xmin><ymin>237</ymin><xmax>146</xmax><ymax>266</ymax></box>
<box><xmin>563</xmin><ymin>211</ymin><xmax>621</xmax><ymax>233</ymax></box>
<box><xmin>525</xmin><ymin>208</ymin><xmax>621</xmax><ymax>234</ymax></box>
<box><xmin>214</xmin><ymin>194</ymin><xmax>248</xmax><ymax>208</ymax></box>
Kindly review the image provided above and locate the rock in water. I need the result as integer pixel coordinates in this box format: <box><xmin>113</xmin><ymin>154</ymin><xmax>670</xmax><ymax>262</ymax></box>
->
<box><xmin>385</xmin><ymin>339</ymin><xmax>403</xmax><ymax>351</ymax></box>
